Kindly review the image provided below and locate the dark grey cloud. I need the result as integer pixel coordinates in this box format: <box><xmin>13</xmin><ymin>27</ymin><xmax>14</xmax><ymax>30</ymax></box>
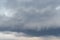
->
<box><xmin>0</xmin><ymin>0</ymin><xmax>60</xmax><ymax>37</ymax></box>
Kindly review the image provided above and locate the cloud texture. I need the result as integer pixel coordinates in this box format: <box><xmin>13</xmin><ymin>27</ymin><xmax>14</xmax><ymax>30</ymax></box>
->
<box><xmin>0</xmin><ymin>0</ymin><xmax>59</xmax><ymax>30</ymax></box>
<box><xmin>0</xmin><ymin>0</ymin><xmax>60</xmax><ymax>40</ymax></box>
<box><xmin>1</xmin><ymin>32</ymin><xmax>60</xmax><ymax>40</ymax></box>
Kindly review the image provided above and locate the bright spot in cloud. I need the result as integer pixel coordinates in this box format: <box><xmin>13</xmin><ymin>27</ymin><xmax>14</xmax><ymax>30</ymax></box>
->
<box><xmin>0</xmin><ymin>8</ymin><xmax>15</xmax><ymax>17</ymax></box>
<box><xmin>56</xmin><ymin>6</ymin><xmax>60</xmax><ymax>10</ymax></box>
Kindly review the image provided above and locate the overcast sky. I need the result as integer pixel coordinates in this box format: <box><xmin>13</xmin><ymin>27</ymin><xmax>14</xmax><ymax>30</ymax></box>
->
<box><xmin>0</xmin><ymin>0</ymin><xmax>60</xmax><ymax>40</ymax></box>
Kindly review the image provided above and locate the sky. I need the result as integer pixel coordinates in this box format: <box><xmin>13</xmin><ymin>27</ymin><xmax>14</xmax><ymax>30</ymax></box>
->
<box><xmin>0</xmin><ymin>0</ymin><xmax>60</xmax><ymax>40</ymax></box>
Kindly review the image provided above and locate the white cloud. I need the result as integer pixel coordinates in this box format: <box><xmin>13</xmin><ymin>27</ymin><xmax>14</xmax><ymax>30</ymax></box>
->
<box><xmin>0</xmin><ymin>32</ymin><xmax>17</xmax><ymax>40</ymax></box>
<box><xmin>18</xmin><ymin>36</ymin><xmax>60</xmax><ymax>40</ymax></box>
<box><xmin>0</xmin><ymin>7</ymin><xmax>16</xmax><ymax>17</ymax></box>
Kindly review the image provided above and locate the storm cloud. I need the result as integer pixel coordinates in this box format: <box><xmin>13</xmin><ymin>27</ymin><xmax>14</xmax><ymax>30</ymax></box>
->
<box><xmin>0</xmin><ymin>0</ymin><xmax>60</xmax><ymax>37</ymax></box>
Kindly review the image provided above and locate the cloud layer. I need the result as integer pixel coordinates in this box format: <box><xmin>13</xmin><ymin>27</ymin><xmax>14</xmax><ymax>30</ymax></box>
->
<box><xmin>1</xmin><ymin>32</ymin><xmax>60</xmax><ymax>40</ymax></box>
<box><xmin>0</xmin><ymin>0</ymin><xmax>60</xmax><ymax>37</ymax></box>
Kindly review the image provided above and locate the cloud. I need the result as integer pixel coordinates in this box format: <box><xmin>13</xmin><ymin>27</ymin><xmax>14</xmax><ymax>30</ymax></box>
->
<box><xmin>0</xmin><ymin>32</ymin><xmax>17</xmax><ymax>40</ymax></box>
<box><xmin>0</xmin><ymin>0</ymin><xmax>60</xmax><ymax>37</ymax></box>
<box><xmin>1</xmin><ymin>32</ymin><xmax>60</xmax><ymax>40</ymax></box>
